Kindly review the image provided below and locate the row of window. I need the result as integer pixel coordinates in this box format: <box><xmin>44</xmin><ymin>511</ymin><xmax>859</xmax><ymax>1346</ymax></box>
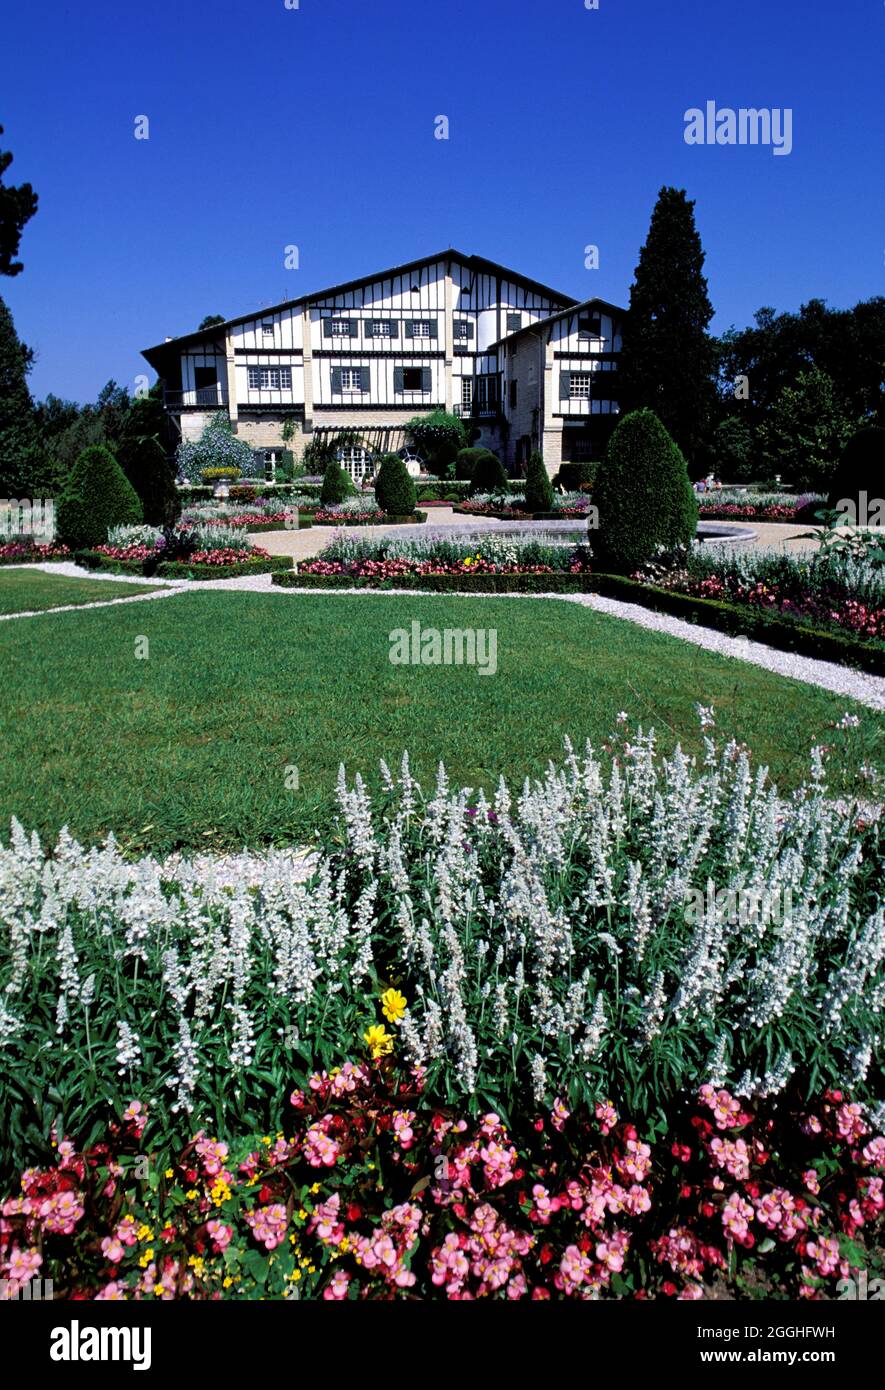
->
<box><xmin>243</xmin><ymin>367</ymin><xmax>611</xmax><ymax>403</ymax></box>
<box><xmin>320</xmin><ymin>316</ymin><xmax>481</xmax><ymax>341</ymax></box>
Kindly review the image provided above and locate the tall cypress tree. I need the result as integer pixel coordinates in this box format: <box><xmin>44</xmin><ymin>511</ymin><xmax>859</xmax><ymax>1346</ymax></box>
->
<box><xmin>619</xmin><ymin>188</ymin><xmax>715</xmax><ymax>469</ymax></box>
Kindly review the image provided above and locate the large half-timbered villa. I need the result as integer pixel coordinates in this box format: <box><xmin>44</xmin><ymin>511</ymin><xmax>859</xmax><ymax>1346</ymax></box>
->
<box><xmin>142</xmin><ymin>251</ymin><xmax>624</xmax><ymax>480</ymax></box>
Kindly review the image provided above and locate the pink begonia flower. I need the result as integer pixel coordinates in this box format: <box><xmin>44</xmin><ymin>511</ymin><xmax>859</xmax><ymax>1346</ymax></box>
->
<box><xmin>95</xmin><ymin>1281</ymin><xmax>128</xmax><ymax>1301</ymax></box>
<box><xmin>323</xmin><ymin>1269</ymin><xmax>351</xmax><ymax>1300</ymax></box>
<box><xmin>861</xmin><ymin>1136</ymin><xmax>885</xmax><ymax>1167</ymax></box>
<box><xmin>206</xmin><ymin>1220</ymin><xmax>232</xmax><ymax>1250</ymax></box>
<box><xmin>100</xmin><ymin>1237</ymin><xmax>125</xmax><ymax>1264</ymax></box>
<box><xmin>303</xmin><ymin>1122</ymin><xmax>340</xmax><ymax>1168</ymax></box>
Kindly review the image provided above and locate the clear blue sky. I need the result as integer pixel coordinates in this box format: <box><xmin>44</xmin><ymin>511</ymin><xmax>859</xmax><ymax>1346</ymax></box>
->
<box><xmin>2</xmin><ymin>0</ymin><xmax>883</xmax><ymax>402</ymax></box>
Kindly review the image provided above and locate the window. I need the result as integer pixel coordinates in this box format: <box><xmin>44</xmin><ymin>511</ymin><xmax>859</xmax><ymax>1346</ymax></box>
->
<box><xmin>248</xmin><ymin>366</ymin><xmax>292</xmax><ymax>390</ymax></box>
<box><xmin>509</xmin><ymin>379</ymin><xmax>518</xmax><ymax>409</ymax></box>
<box><xmin>454</xmin><ymin>319</ymin><xmax>472</xmax><ymax>341</ymax></box>
<box><xmin>461</xmin><ymin>378</ymin><xmax>473</xmax><ymax>411</ymax></box>
<box><xmin>337</xmin><ymin>446</ymin><xmax>370</xmax><ymax>482</ymax></box>
<box><xmin>261</xmin><ymin>323</ymin><xmax>274</xmax><ymax>339</ymax></box>
<box><xmin>569</xmin><ymin>373</ymin><xmax>592</xmax><ymax>400</ymax></box>
<box><xmin>506</xmin><ymin>312</ymin><xmax>522</xmax><ymax>333</ymax></box>
<box><xmin>340</xmin><ymin>368</ymin><xmax>365</xmax><ymax>392</ymax></box>
<box><xmin>578</xmin><ymin>315</ymin><xmax>602</xmax><ymax>341</ymax></box>
<box><xmin>329</xmin><ymin>317</ymin><xmax>352</xmax><ymax>336</ymax></box>
<box><xmin>370</xmin><ymin>320</ymin><xmax>392</xmax><ymax>339</ymax></box>
<box><xmin>409</xmin><ymin>321</ymin><xmax>431</xmax><ymax>339</ymax></box>
<box><xmin>402</xmin><ymin>367</ymin><xmax>424</xmax><ymax>390</ymax></box>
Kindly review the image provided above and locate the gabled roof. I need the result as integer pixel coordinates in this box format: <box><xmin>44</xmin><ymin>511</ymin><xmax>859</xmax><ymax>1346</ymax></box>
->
<box><xmin>142</xmin><ymin>249</ymin><xmax>580</xmax><ymax>371</ymax></box>
<box><xmin>488</xmin><ymin>296</ymin><xmax>626</xmax><ymax>350</ymax></box>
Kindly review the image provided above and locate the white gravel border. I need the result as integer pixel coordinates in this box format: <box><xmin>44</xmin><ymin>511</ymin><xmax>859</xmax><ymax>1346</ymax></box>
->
<box><xmin>4</xmin><ymin>561</ymin><xmax>884</xmax><ymax>711</ymax></box>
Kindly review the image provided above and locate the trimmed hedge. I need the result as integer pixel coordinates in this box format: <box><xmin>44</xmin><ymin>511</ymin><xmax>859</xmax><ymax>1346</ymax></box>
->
<box><xmin>155</xmin><ymin>556</ymin><xmax>292</xmax><ymax>580</ymax></box>
<box><xmin>0</xmin><ymin>550</ymin><xmax>70</xmax><ymax>567</ymax></box>
<box><xmin>274</xmin><ymin>570</ymin><xmax>599</xmax><ymax>594</ymax></box>
<box><xmin>74</xmin><ymin>551</ymin><xmax>293</xmax><ymax>580</ymax></box>
<box><xmin>320</xmin><ymin>461</ymin><xmax>354</xmax><ymax>506</ymax></box>
<box><xmin>524</xmin><ymin>451</ymin><xmax>554</xmax><ymax>513</ymax></box>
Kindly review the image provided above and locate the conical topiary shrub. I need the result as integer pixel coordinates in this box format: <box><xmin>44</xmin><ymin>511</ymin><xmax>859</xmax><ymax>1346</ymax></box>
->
<box><xmin>524</xmin><ymin>451</ymin><xmax>554</xmax><ymax>513</ymax></box>
<box><xmin>320</xmin><ymin>460</ymin><xmax>354</xmax><ymax>507</ymax></box>
<box><xmin>374</xmin><ymin>454</ymin><xmax>417</xmax><ymax>516</ymax></box>
<box><xmin>56</xmin><ymin>444</ymin><xmax>143</xmax><ymax>550</ymax></box>
<box><xmin>827</xmin><ymin>425</ymin><xmax>885</xmax><ymax>516</ymax></box>
<box><xmin>592</xmin><ymin>409</ymin><xmax>698</xmax><ymax>573</ymax></box>
<box><xmin>118</xmin><ymin>436</ymin><xmax>182</xmax><ymax>528</ymax></box>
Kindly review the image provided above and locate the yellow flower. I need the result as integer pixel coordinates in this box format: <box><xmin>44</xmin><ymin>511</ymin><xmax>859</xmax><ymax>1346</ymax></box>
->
<box><xmin>185</xmin><ymin>1189</ymin><xmax>199</xmax><ymax>1201</ymax></box>
<box><xmin>464</xmin><ymin>557</ymin><xmax>473</xmax><ymax>567</ymax></box>
<box><xmin>138</xmin><ymin>1248</ymin><xmax>154</xmax><ymax>1269</ymax></box>
<box><xmin>363</xmin><ymin>1024</ymin><xmax>394</xmax><ymax>1059</ymax></box>
<box><xmin>223</xmin><ymin>1276</ymin><xmax>234</xmax><ymax>1289</ymax></box>
<box><xmin>309</xmin><ymin>1183</ymin><xmax>321</xmax><ymax>1195</ymax></box>
<box><xmin>291</xmin><ymin>1269</ymin><xmax>302</xmax><ymax>1282</ymax></box>
<box><xmin>164</xmin><ymin>1169</ymin><xmax>174</xmax><ymax>1179</ymax></box>
<box><xmin>380</xmin><ymin>988</ymin><xmax>407</xmax><ymax>1024</ymax></box>
<box><xmin>136</xmin><ymin>1224</ymin><xmax>154</xmax><ymax>1242</ymax></box>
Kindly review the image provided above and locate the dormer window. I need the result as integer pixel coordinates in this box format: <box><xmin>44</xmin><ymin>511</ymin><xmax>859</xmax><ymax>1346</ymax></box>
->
<box><xmin>261</xmin><ymin>323</ymin><xmax>274</xmax><ymax>339</ymax></box>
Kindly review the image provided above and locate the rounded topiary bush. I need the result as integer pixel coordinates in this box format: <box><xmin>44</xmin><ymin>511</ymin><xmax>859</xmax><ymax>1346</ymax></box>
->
<box><xmin>592</xmin><ymin>409</ymin><xmax>698</xmax><ymax>573</ymax></box>
<box><xmin>455</xmin><ymin>447</ymin><xmax>492</xmax><ymax>482</ymax></box>
<box><xmin>469</xmin><ymin>451</ymin><xmax>507</xmax><ymax>495</ymax></box>
<box><xmin>374</xmin><ymin>454</ymin><xmax>417</xmax><ymax>516</ymax></box>
<box><xmin>56</xmin><ymin>445</ymin><xmax>143</xmax><ymax>550</ymax></box>
<box><xmin>117</xmin><ymin>436</ymin><xmax>182</xmax><ymax>528</ymax></box>
<box><xmin>320</xmin><ymin>460</ymin><xmax>355</xmax><ymax>507</ymax></box>
<box><xmin>524</xmin><ymin>451</ymin><xmax>554</xmax><ymax>513</ymax></box>
<box><xmin>827</xmin><ymin>425</ymin><xmax>885</xmax><ymax>515</ymax></box>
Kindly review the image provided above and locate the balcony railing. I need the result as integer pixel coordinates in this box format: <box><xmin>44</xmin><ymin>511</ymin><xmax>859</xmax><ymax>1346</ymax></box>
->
<box><xmin>164</xmin><ymin>386</ymin><xmax>229</xmax><ymax>409</ymax></box>
<box><xmin>454</xmin><ymin>403</ymin><xmax>501</xmax><ymax>419</ymax></box>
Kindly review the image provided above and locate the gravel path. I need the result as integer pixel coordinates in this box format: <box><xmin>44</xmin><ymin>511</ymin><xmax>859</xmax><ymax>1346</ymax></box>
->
<box><xmin>5</xmin><ymin>559</ymin><xmax>884</xmax><ymax>711</ymax></box>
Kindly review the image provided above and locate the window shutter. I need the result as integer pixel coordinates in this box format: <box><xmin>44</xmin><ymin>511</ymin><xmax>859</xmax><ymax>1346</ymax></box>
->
<box><xmin>560</xmin><ymin>371</ymin><xmax>571</xmax><ymax>399</ymax></box>
<box><xmin>360</xmin><ymin>366</ymin><xmax>370</xmax><ymax>392</ymax></box>
<box><xmin>507</xmin><ymin>313</ymin><xmax>522</xmax><ymax>333</ymax></box>
<box><xmin>388</xmin><ymin>320</ymin><xmax>399</xmax><ymax>340</ymax></box>
<box><xmin>349</xmin><ymin>319</ymin><xmax>359</xmax><ymax>338</ymax></box>
<box><xmin>394</xmin><ymin>367</ymin><xmax>405</xmax><ymax>393</ymax></box>
<box><xmin>365</xmin><ymin>320</ymin><xmax>376</xmax><ymax>338</ymax></box>
<box><xmin>323</xmin><ymin>318</ymin><xmax>334</xmax><ymax>338</ymax></box>
<box><xmin>404</xmin><ymin>321</ymin><xmax>414</xmax><ymax>339</ymax></box>
<box><xmin>466</xmin><ymin>320</ymin><xmax>475</xmax><ymax>339</ymax></box>
<box><xmin>331</xmin><ymin>367</ymin><xmax>343</xmax><ymax>392</ymax></box>
<box><xmin>428</xmin><ymin>321</ymin><xmax>438</xmax><ymax>339</ymax></box>
<box><xmin>421</xmin><ymin>367</ymin><xmax>432</xmax><ymax>392</ymax></box>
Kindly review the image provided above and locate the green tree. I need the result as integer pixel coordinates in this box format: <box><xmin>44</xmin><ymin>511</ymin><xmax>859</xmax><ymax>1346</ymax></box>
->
<box><xmin>760</xmin><ymin>367</ymin><xmax>851</xmax><ymax>490</ymax></box>
<box><xmin>524</xmin><ymin>451</ymin><xmax>553</xmax><ymax>512</ymax></box>
<box><xmin>0</xmin><ymin>295</ymin><xmax>39</xmax><ymax>495</ymax></box>
<box><xmin>593</xmin><ymin>409</ymin><xmax>698</xmax><ymax>573</ymax></box>
<box><xmin>0</xmin><ymin>125</ymin><xmax>38</xmax><ymax>277</ymax></box>
<box><xmin>117</xmin><ymin>435</ymin><xmax>181</xmax><ymax>527</ymax></box>
<box><xmin>198</xmin><ymin>315</ymin><xmax>226</xmax><ymax>330</ymax></box>
<box><xmin>56</xmin><ymin>445</ymin><xmax>143</xmax><ymax>549</ymax></box>
<box><xmin>405</xmin><ymin>410</ymin><xmax>466</xmax><ymax>477</ymax></box>
<box><xmin>469</xmin><ymin>451</ymin><xmax>507</xmax><ymax>495</ymax></box>
<box><xmin>175</xmin><ymin>413</ymin><xmax>257</xmax><ymax>483</ymax></box>
<box><xmin>619</xmin><ymin>187</ymin><xmax>716</xmax><ymax>467</ymax></box>
<box><xmin>374</xmin><ymin>454</ymin><xmax>417</xmax><ymax>515</ymax></box>
<box><xmin>708</xmin><ymin>415</ymin><xmax>757</xmax><ymax>482</ymax></box>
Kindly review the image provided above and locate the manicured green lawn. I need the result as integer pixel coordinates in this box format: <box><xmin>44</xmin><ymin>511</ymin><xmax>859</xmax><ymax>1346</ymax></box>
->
<box><xmin>0</xmin><ymin>590</ymin><xmax>879</xmax><ymax>855</ymax></box>
<box><xmin>0</xmin><ymin>568</ymin><xmax>163</xmax><ymax>615</ymax></box>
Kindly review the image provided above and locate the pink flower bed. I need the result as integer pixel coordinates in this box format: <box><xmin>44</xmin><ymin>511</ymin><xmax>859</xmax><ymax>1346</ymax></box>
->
<box><xmin>299</xmin><ymin>556</ymin><xmax>593</xmax><ymax>580</ymax></box>
<box><xmin>0</xmin><ymin>541</ymin><xmax>71</xmax><ymax>562</ymax></box>
<box><xmin>1</xmin><ymin>1071</ymin><xmax>881</xmax><ymax>1301</ymax></box>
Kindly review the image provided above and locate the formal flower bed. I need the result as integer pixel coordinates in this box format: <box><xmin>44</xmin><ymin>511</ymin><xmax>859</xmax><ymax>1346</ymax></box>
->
<box><xmin>454</xmin><ymin>491</ymin><xmax>596</xmax><ymax>521</ymax></box>
<box><xmin>0</xmin><ymin>541</ymin><xmax>71</xmax><ymax>566</ymax></box>
<box><xmin>635</xmin><ymin>542</ymin><xmax>885</xmax><ymax>645</ymax></box>
<box><xmin>696</xmin><ymin>490</ymin><xmax>825</xmax><ymax>523</ymax></box>
<box><xmin>289</xmin><ymin>533</ymin><xmax>593</xmax><ymax>585</ymax></box>
<box><xmin>1</xmin><ymin>1076</ymin><xmax>881</xmax><ymax>1300</ymax></box>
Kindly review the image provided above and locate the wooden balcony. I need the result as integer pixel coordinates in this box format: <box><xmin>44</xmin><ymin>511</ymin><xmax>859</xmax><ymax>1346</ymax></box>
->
<box><xmin>164</xmin><ymin>386</ymin><xmax>229</xmax><ymax>409</ymax></box>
